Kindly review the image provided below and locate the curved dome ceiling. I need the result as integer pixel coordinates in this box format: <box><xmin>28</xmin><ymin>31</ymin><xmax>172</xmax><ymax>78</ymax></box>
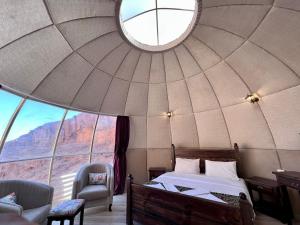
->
<box><xmin>1</xmin><ymin>0</ymin><xmax>300</xmax><ymax>152</ymax></box>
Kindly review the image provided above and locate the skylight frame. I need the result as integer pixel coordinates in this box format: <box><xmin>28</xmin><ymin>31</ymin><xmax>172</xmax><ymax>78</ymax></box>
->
<box><xmin>117</xmin><ymin>0</ymin><xmax>201</xmax><ymax>52</ymax></box>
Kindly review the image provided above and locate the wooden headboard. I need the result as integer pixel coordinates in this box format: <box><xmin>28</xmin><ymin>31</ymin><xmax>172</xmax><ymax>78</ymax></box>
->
<box><xmin>172</xmin><ymin>143</ymin><xmax>241</xmax><ymax>176</ymax></box>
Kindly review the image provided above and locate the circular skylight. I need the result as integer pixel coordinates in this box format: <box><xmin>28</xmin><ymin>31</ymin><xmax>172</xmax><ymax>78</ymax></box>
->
<box><xmin>118</xmin><ymin>0</ymin><xmax>199</xmax><ymax>52</ymax></box>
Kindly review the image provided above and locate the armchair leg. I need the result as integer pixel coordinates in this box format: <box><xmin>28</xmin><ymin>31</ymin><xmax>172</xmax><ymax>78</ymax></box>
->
<box><xmin>109</xmin><ymin>204</ymin><xmax>112</xmax><ymax>212</ymax></box>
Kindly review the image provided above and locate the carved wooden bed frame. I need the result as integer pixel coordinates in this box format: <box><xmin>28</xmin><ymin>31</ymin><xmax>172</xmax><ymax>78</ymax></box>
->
<box><xmin>126</xmin><ymin>143</ymin><xmax>254</xmax><ymax>225</ymax></box>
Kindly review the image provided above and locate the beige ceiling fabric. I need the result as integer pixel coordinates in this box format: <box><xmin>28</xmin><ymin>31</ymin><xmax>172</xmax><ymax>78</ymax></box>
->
<box><xmin>0</xmin><ymin>0</ymin><xmax>300</xmax><ymax>171</ymax></box>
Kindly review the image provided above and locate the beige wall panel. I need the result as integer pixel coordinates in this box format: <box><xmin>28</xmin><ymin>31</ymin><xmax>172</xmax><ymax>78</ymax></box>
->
<box><xmin>0</xmin><ymin>0</ymin><xmax>52</xmax><ymax>48</ymax></box>
<box><xmin>170</xmin><ymin>114</ymin><xmax>199</xmax><ymax>148</ymax></box>
<box><xmin>98</xmin><ymin>43</ymin><xmax>131</xmax><ymax>75</ymax></box>
<box><xmin>167</xmin><ymin>80</ymin><xmax>193</xmax><ymax>115</ymax></box>
<box><xmin>164</xmin><ymin>50</ymin><xmax>184</xmax><ymax>82</ymax></box>
<box><xmin>147</xmin><ymin>116</ymin><xmax>171</xmax><ymax>148</ymax></box>
<box><xmin>195</xmin><ymin>110</ymin><xmax>231</xmax><ymax>148</ymax></box>
<box><xmin>206</xmin><ymin>62</ymin><xmax>249</xmax><ymax>106</ymax></box>
<box><xmin>185</xmin><ymin>36</ymin><xmax>221</xmax><ymax>70</ymax></box>
<box><xmin>227</xmin><ymin>41</ymin><xmax>300</xmax><ymax>96</ymax></box>
<box><xmin>147</xmin><ymin>149</ymin><xmax>172</xmax><ymax>170</ymax></box>
<box><xmin>260</xmin><ymin>86</ymin><xmax>300</xmax><ymax>150</ymax></box>
<box><xmin>193</xmin><ymin>25</ymin><xmax>244</xmax><ymax>58</ymax></box>
<box><xmin>148</xmin><ymin>84</ymin><xmax>169</xmax><ymax>116</ymax></box>
<box><xmin>202</xmin><ymin>0</ymin><xmax>273</xmax><ymax>8</ymax></box>
<box><xmin>275</xmin><ymin>0</ymin><xmax>300</xmax><ymax>11</ymax></box>
<box><xmin>150</xmin><ymin>53</ymin><xmax>165</xmax><ymax>83</ymax></box>
<box><xmin>223</xmin><ymin>103</ymin><xmax>275</xmax><ymax>149</ymax></box>
<box><xmin>125</xmin><ymin>83</ymin><xmax>148</xmax><ymax>116</ymax></box>
<box><xmin>0</xmin><ymin>26</ymin><xmax>72</xmax><ymax>94</ymax></box>
<box><xmin>77</xmin><ymin>32</ymin><xmax>123</xmax><ymax>66</ymax></box>
<box><xmin>174</xmin><ymin>45</ymin><xmax>201</xmax><ymax>78</ymax></box>
<box><xmin>45</xmin><ymin>0</ymin><xmax>115</xmax><ymax>24</ymax></box>
<box><xmin>186</xmin><ymin>74</ymin><xmax>219</xmax><ymax>112</ymax></box>
<box><xmin>128</xmin><ymin>116</ymin><xmax>147</xmax><ymax>149</ymax></box>
<box><xmin>115</xmin><ymin>49</ymin><xmax>140</xmax><ymax>81</ymax></box>
<box><xmin>200</xmin><ymin>5</ymin><xmax>271</xmax><ymax>38</ymax></box>
<box><xmin>100</xmin><ymin>78</ymin><xmax>129</xmax><ymax>115</ymax></box>
<box><xmin>58</xmin><ymin>17</ymin><xmax>116</xmax><ymax>50</ymax></box>
<box><xmin>127</xmin><ymin>149</ymin><xmax>148</xmax><ymax>184</ymax></box>
<box><xmin>251</xmin><ymin>8</ymin><xmax>300</xmax><ymax>76</ymax></box>
<box><xmin>132</xmin><ymin>53</ymin><xmax>151</xmax><ymax>83</ymax></box>
<box><xmin>34</xmin><ymin>53</ymin><xmax>93</xmax><ymax>105</ymax></box>
<box><xmin>239</xmin><ymin>149</ymin><xmax>280</xmax><ymax>179</ymax></box>
<box><xmin>72</xmin><ymin>69</ymin><xmax>112</xmax><ymax>111</ymax></box>
<box><xmin>279</xmin><ymin>150</ymin><xmax>300</xmax><ymax>171</ymax></box>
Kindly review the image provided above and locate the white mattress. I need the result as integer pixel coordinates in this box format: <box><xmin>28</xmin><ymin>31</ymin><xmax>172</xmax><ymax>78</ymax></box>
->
<box><xmin>151</xmin><ymin>172</ymin><xmax>252</xmax><ymax>205</ymax></box>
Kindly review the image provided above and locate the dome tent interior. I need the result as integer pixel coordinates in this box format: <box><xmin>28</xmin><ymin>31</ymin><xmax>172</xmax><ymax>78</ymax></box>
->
<box><xmin>0</xmin><ymin>0</ymin><xmax>300</xmax><ymax>225</ymax></box>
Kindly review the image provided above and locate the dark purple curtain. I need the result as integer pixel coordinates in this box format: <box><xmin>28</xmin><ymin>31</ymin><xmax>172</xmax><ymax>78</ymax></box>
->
<box><xmin>113</xmin><ymin>116</ymin><xmax>130</xmax><ymax>195</ymax></box>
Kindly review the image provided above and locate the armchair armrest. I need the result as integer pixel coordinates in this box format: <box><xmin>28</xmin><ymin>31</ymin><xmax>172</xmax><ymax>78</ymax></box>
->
<box><xmin>0</xmin><ymin>202</ymin><xmax>23</xmax><ymax>216</ymax></box>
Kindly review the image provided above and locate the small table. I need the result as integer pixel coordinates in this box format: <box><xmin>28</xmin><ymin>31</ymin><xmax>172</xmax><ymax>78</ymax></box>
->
<box><xmin>0</xmin><ymin>214</ymin><xmax>37</xmax><ymax>225</ymax></box>
<box><xmin>245</xmin><ymin>176</ymin><xmax>293</xmax><ymax>224</ymax></box>
<box><xmin>47</xmin><ymin>199</ymin><xmax>85</xmax><ymax>225</ymax></box>
<box><xmin>148</xmin><ymin>167</ymin><xmax>167</xmax><ymax>180</ymax></box>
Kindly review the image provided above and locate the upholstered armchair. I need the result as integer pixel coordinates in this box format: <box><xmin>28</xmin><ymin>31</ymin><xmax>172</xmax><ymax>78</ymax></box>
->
<box><xmin>0</xmin><ymin>180</ymin><xmax>54</xmax><ymax>224</ymax></box>
<box><xmin>72</xmin><ymin>163</ymin><xmax>114</xmax><ymax>211</ymax></box>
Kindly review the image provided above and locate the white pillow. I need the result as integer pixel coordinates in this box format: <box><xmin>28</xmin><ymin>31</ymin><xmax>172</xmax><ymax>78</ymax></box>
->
<box><xmin>205</xmin><ymin>160</ymin><xmax>239</xmax><ymax>180</ymax></box>
<box><xmin>175</xmin><ymin>158</ymin><xmax>200</xmax><ymax>174</ymax></box>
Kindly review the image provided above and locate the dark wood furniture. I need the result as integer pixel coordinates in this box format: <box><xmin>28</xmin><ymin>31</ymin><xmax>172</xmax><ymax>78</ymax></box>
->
<box><xmin>127</xmin><ymin>143</ymin><xmax>255</xmax><ymax>225</ymax></box>
<box><xmin>148</xmin><ymin>167</ymin><xmax>167</xmax><ymax>180</ymax></box>
<box><xmin>0</xmin><ymin>214</ymin><xmax>37</xmax><ymax>225</ymax></box>
<box><xmin>245</xmin><ymin>176</ymin><xmax>292</xmax><ymax>224</ymax></box>
<box><xmin>47</xmin><ymin>199</ymin><xmax>85</xmax><ymax>225</ymax></box>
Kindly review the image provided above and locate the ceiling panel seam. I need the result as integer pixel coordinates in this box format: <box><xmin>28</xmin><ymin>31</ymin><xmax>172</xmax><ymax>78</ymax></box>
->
<box><xmin>98</xmin><ymin>47</ymin><xmax>132</xmax><ymax>112</ymax></box>
<box><xmin>70</xmin><ymin>42</ymin><xmax>125</xmax><ymax>107</ymax></box>
<box><xmin>182</xmin><ymin>43</ymin><xmax>233</xmax><ymax>147</ymax></box>
<box><xmin>173</xmin><ymin>49</ymin><xmax>200</xmax><ymax>148</ymax></box>
<box><xmin>56</xmin><ymin>16</ymin><xmax>115</xmax><ymax>26</ymax></box>
<box><xmin>203</xmin><ymin>3</ymin><xmax>273</xmax><ymax>9</ymax></box>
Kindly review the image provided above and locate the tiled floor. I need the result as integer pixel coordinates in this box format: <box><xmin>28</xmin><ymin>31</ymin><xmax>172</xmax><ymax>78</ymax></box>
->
<box><xmin>52</xmin><ymin>194</ymin><xmax>299</xmax><ymax>225</ymax></box>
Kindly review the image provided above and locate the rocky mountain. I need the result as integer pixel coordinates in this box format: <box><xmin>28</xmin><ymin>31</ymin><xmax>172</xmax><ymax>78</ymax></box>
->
<box><xmin>0</xmin><ymin>113</ymin><xmax>116</xmax><ymax>162</ymax></box>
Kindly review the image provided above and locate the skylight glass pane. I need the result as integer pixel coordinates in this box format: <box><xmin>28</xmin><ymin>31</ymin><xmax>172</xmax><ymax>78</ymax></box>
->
<box><xmin>0</xmin><ymin>100</ymin><xmax>65</xmax><ymax>162</ymax></box>
<box><xmin>158</xmin><ymin>9</ymin><xmax>194</xmax><ymax>45</ymax></box>
<box><xmin>55</xmin><ymin>111</ymin><xmax>97</xmax><ymax>156</ymax></box>
<box><xmin>123</xmin><ymin>10</ymin><xmax>158</xmax><ymax>46</ymax></box>
<box><xmin>157</xmin><ymin>0</ymin><xmax>196</xmax><ymax>10</ymax></box>
<box><xmin>120</xmin><ymin>0</ymin><xmax>156</xmax><ymax>21</ymax></box>
<box><xmin>0</xmin><ymin>90</ymin><xmax>22</xmax><ymax>141</ymax></box>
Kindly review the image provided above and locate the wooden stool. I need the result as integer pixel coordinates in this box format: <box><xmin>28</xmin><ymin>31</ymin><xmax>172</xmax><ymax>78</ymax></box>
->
<box><xmin>47</xmin><ymin>199</ymin><xmax>85</xmax><ymax>225</ymax></box>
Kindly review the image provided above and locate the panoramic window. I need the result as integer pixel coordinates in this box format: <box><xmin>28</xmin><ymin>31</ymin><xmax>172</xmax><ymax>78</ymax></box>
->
<box><xmin>0</xmin><ymin>100</ymin><xmax>65</xmax><ymax>162</ymax></box>
<box><xmin>119</xmin><ymin>0</ymin><xmax>199</xmax><ymax>51</ymax></box>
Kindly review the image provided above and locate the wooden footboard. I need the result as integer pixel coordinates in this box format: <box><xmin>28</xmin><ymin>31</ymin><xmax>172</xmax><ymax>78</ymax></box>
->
<box><xmin>126</xmin><ymin>175</ymin><xmax>254</xmax><ymax>225</ymax></box>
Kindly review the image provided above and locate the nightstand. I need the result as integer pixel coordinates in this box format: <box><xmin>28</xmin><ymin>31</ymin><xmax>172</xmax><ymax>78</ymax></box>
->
<box><xmin>148</xmin><ymin>167</ymin><xmax>167</xmax><ymax>180</ymax></box>
<box><xmin>245</xmin><ymin>176</ymin><xmax>293</xmax><ymax>224</ymax></box>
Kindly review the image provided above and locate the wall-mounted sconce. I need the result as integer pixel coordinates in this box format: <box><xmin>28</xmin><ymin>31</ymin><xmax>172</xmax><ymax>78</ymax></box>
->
<box><xmin>245</xmin><ymin>93</ymin><xmax>260</xmax><ymax>103</ymax></box>
<box><xmin>167</xmin><ymin>111</ymin><xmax>172</xmax><ymax>118</ymax></box>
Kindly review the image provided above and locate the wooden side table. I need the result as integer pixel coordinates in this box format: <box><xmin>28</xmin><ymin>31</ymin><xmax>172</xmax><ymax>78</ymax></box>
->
<box><xmin>245</xmin><ymin>176</ymin><xmax>293</xmax><ymax>224</ymax></box>
<box><xmin>148</xmin><ymin>167</ymin><xmax>167</xmax><ymax>180</ymax></box>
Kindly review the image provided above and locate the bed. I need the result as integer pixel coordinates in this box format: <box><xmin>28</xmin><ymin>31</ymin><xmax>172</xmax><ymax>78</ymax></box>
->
<box><xmin>126</xmin><ymin>143</ymin><xmax>255</xmax><ymax>225</ymax></box>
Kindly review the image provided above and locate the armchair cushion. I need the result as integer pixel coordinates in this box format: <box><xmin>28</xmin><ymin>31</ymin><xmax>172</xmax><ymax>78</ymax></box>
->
<box><xmin>0</xmin><ymin>201</ymin><xmax>23</xmax><ymax>215</ymax></box>
<box><xmin>0</xmin><ymin>192</ymin><xmax>17</xmax><ymax>205</ymax></box>
<box><xmin>23</xmin><ymin>204</ymin><xmax>51</xmax><ymax>224</ymax></box>
<box><xmin>89</xmin><ymin>173</ymin><xmax>107</xmax><ymax>185</ymax></box>
<box><xmin>77</xmin><ymin>185</ymin><xmax>108</xmax><ymax>201</ymax></box>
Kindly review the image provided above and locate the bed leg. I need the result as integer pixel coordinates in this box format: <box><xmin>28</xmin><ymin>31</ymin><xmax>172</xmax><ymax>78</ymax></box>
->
<box><xmin>239</xmin><ymin>193</ymin><xmax>255</xmax><ymax>225</ymax></box>
<box><xmin>127</xmin><ymin>174</ymin><xmax>133</xmax><ymax>225</ymax></box>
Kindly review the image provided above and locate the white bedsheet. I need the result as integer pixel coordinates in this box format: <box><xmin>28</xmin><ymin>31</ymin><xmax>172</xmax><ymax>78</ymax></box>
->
<box><xmin>152</xmin><ymin>172</ymin><xmax>252</xmax><ymax>205</ymax></box>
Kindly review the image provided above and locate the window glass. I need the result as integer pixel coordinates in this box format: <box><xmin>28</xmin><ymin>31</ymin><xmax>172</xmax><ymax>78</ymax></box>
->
<box><xmin>158</xmin><ymin>10</ymin><xmax>194</xmax><ymax>45</ymax></box>
<box><xmin>55</xmin><ymin>111</ymin><xmax>97</xmax><ymax>156</ymax></box>
<box><xmin>120</xmin><ymin>0</ymin><xmax>155</xmax><ymax>21</ymax></box>
<box><xmin>123</xmin><ymin>10</ymin><xmax>158</xmax><ymax>46</ymax></box>
<box><xmin>0</xmin><ymin>90</ymin><xmax>22</xmax><ymax>141</ymax></box>
<box><xmin>157</xmin><ymin>0</ymin><xmax>196</xmax><ymax>10</ymax></box>
<box><xmin>50</xmin><ymin>155</ymin><xmax>89</xmax><ymax>204</ymax></box>
<box><xmin>91</xmin><ymin>153</ymin><xmax>113</xmax><ymax>166</ymax></box>
<box><xmin>92</xmin><ymin>115</ymin><xmax>116</xmax><ymax>153</ymax></box>
<box><xmin>0</xmin><ymin>100</ymin><xmax>65</xmax><ymax>162</ymax></box>
<box><xmin>0</xmin><ymin>159</ymin><xmax>51</xmax><ymax>183</ymax></box>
